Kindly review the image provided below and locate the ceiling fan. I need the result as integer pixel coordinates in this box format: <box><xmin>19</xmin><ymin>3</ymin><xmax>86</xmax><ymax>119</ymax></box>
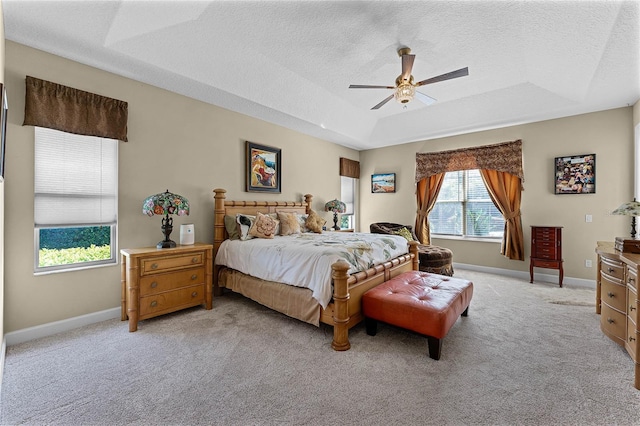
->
<box><xmin>349</xmin><ymin>47</ymin><xmax>469</xmax><ymax>110</ymax></box>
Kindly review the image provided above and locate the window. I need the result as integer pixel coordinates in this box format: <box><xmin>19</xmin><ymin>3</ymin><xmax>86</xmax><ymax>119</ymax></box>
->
<box><xmin>430</xmin><ymin>169</ymin><xmax>504</xmax><ymax>238</ymax></box>
<box><xmin>340</xmin><ymin>176</ymin><xmax>357</xmax><ymax>229</ymax></box>
<box><xmin>34</xmin><ymin>127</ymin><xmax>118</xmax><ymax>273</ymax></box>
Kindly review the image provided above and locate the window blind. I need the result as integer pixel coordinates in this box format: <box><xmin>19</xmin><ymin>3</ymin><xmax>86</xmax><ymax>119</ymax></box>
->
<box><xmin>34</xmin><ymin>127</ymin><xmax>117</xmax><ymax>227</ymax></box>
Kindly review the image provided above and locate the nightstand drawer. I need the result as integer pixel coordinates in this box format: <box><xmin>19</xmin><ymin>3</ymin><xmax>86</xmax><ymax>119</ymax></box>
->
<box><xmin>140</xmin><ymin>284</ymin><xmax>205</xmax><ymax>318</ymax></box>
<box><xmin>139</xmin><ymin>267</ymin><xmax>205</xmax><ymax>296</ymax></box>
<box><xmin>140</xmin><ymin>252</ymin><xmax>204</xmax><ymax>275</ymax></box>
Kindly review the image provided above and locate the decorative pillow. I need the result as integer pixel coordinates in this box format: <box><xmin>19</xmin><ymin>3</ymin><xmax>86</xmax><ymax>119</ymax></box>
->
<box><xmin>224</xmin><ymin>215</ymin><xmax>240</xmax><ymax>240</ymax></box>
<box><xmin>305</xmin><ymin>210</ymin><xmax>326</xmax><ymax>233</ymax></box>
<box><xmin>236</xmin><ymin>214</ymin><xmax>256</xmax><ymax>241</ymax></box>
<box><xmin>277</xmin><ymin>211</ymin><xmax>301</xmax><ymax>235</ymax></box>
<box><xmin>249</xmin><ymin>212</ymin><xmax>278</xmax><ymax>239</ymax></box>
<box><xmin>395</xmin><ymin>227</ymin><xmax>416</xmax><ymax>242</ymax></box>
<box><xmin>296</xmin><ymin>213</ymin><xmax>309</xmax><ymax>232</ymax></box>
<box><xmin>267</xmin><ymin>213</ymin><xmax>281</xmax><ymax>235</ymax></box>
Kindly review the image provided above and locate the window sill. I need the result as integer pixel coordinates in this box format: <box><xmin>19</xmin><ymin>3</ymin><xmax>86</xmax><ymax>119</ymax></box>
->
<box><xmin>431</xmin><ymin>235</ymin><xmax>503</xmax><ymax>244</ymax></box>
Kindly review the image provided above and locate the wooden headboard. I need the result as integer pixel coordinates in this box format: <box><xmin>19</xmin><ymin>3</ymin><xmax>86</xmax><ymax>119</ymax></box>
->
<box><xmin>212</xmin><ymin>188</ymin><xmax>312</xmax><ymax>259</ymax></box>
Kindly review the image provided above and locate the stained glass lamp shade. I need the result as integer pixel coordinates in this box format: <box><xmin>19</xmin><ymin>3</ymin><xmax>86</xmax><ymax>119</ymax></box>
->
<box><xmin>612</xmin><ymin>198</ymin><xmax>640</xmax><ymax>239</ymax></box>
<box><xmin>324</xmin><ymin>199</ymin><xmax>346</xmax><ymax>230</ymax></box>
<box><xmin>143</xmin><ymin>190</ymin><xmax>190</xmax><ymax>248</ymax></box>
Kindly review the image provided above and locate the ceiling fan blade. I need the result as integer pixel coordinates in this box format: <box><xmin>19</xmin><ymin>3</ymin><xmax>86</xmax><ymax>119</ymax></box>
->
<box><xmin>401</xmin><ymin>54</ymin><xmax>415</xmax><ymax>82</ymax></box>
<box><xmin>371</xmin><ymin>94</ymin><xmax>395</xmax><ymax>110</ymax></box>
<box><xmin>349</xmin><ymin>84</ymin><xmax>395</xmax><ymax>89</ymax></box>
<box><xmin>415</xmin><ymin>91</ymin><xmax>437</xmax><ymax>106</ymax></box>
<box><xmin>415</xmin><ymin>67</ymin><xmax>469</xmax><ymax>87</ymax></box>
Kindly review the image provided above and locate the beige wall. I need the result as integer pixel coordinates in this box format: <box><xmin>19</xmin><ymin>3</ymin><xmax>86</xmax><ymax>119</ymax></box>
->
<box><xmin>3</xmin><ymin>41</ymin><xmax>358</xmax><ymax>332</ymax></box>
<box><xmin>360</xmin><ymin>108</ymin><xmax>634</xmax><ymax>280</ymax></box>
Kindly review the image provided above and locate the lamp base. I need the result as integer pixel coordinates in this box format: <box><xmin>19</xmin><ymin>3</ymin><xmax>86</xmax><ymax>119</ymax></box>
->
<box><xmin>332</xmin><ymin>212</ymin><xmax>340</xmax><ymax>230</ymax></box>
<box><xmin>157</xmin><ymin>240</ymin><xmax>176</xmax><ymax>249</ymax></box>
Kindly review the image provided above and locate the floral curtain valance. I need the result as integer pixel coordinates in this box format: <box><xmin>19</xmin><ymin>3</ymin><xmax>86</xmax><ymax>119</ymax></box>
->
<box><xmin>23</xmin><ymin>76</ymin><xmax>128</xmax><ymax>142</ymax></box>
<box><xmin>415</xmin><ymin>140</ymin><xmax>523</xmax><ymax>183</ymax></box>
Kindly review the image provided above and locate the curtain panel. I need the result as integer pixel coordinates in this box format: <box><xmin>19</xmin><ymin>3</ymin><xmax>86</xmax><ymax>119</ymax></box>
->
<box><xmin>23</xmin><ymin>76</ymin><xmax>128</xmax><ymax>142</ymax></box>
<box><xmin>339</xmin><ymin>157</ymin><xmax>360</xmax><ymax>179</ymax></box>
<box><xmin>415</xmin><ymin>140</ymin><xmax>523</xmax><ymax>183</ymax></box>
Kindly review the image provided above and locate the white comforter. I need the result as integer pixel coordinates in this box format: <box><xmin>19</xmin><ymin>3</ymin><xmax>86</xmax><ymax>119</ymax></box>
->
<box><xmin>215</xmin><ymin>232</ymin><xmax>409</xmax><ymax>308</ymax></box>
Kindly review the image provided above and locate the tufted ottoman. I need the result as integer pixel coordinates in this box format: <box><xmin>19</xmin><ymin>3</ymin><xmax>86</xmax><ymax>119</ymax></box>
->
<box><xmin>418</xmin><ymin>245</ymin><xmax>454</xmax><ymax>276</ymax></box>
<box><xmin>362</xmin><ymin>271</ymin><xmax>473</xmax><ymax>360</ymax></box>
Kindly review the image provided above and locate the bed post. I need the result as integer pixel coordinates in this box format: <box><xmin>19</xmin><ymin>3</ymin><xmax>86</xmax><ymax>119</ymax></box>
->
<box><xmin>213</xmin><ymin>188</ymin><xmax>227</xmax><ymax>296</ymax></box>
<box><xmin>409</xmin><ymin>241</ymin><xmax>419</xmax><ymax>271</ymax></box>
<box><xmin>331</xmin><ymin>259</ymin><xmax>351</xmax><ymax>351</ymax></box>
<box><xmin>304</xmin><ymin>193</ymin><xmax>313</xmax><ymax>214</ymax></box>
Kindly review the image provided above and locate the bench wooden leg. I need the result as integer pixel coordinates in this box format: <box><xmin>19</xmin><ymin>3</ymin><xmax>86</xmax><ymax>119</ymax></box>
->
<box><xmin>365</xmin><ymin>318</ymin><xmax>378</xmax><ymax>336</ymax></box>
<box><xmin>427</xmin><ymin>336</ymin><xmax>442</xmax><ymax>360</ymax></box>
<box><xmin>462</xmin><ymin>306</ymin><xmax>469</xmax><ymax>317</ymax></box>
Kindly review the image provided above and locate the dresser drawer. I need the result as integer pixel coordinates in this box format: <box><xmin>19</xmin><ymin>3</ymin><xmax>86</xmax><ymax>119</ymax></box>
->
<box><xmin>627</xmin><ymin>266</ymin><xmax>638</xmax><ymax>291</ymax></box>
<box><xmin>600</xmin><ymin>257</ymin><xmax>624</xmax><ymax>281</ymax></box>
<box><xmin>531</xmin><ymin>259</ymin><xmax>561</xmax><ymax>269</ymax></box>
<box><xmin>534</xmin><ymin>245</ymin><xmax>558</xmax><ymax>259</ymax></box>
<box><xmin>140</xmin><ymin>252</ymin><xmax>204</xmax><ymax>275</ymax></box>
<box><xmin>627</xmin><ymin>316</ymin><xmax>638</xmax><ymax>362</ymax></box>
<box><xmin>629</xmin><ymin>286</ymin><xmax>638</xmax><ymax>325</ymax></box>
<box><xmin>139</xmin><ymin>267</ymin><xmax>205</xmax><ymax>296</ymax></box>
<box><xmin>140</xmin><ymin>284</ymin><xmax>205</xmax><ymax>318</ymax></box>
<box><xmin>601</xmin><ymin>277</ymin><xmax>626</xmax><ymax>312</ymax></box>
<box><xmin>601</xmin><ymin>304</ymin><xmax>626</xmax><ymax>343</ymax></box>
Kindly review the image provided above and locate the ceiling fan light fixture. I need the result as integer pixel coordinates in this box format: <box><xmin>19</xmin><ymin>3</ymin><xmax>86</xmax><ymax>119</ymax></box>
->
<box><xmin>394</xmin><ymin>82</ymin><xmax>415</xmax><ymax>104</ymax></box>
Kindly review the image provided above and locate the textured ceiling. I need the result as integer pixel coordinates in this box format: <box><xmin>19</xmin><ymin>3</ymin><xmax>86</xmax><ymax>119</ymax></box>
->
<box><xmin>3</xmin><ymin>1</ymin><xmax>639</xmax><ymax>150</ymax></box>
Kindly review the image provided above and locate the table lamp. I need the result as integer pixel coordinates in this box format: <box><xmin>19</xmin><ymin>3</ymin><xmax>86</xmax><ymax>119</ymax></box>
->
<box><xmin>612</xmin><ymin>198</ymin><xmax>640</xmax><ymax>239</ymax></box>
<box><xmin>324</xmin><ymin>199</ymin><xmax>346</xmax><ymax>230</ymax></box>
<box><xmin>143</xmin><ymin>189</ymin><xmax>190</xmax><ymax>248</ymax></box>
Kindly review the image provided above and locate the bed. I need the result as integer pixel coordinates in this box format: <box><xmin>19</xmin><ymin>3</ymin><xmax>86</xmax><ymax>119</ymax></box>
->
<box><xmin>212</xmin><ymin>188</ymin><xmax>419</xmax><ymax>351</ymax></box>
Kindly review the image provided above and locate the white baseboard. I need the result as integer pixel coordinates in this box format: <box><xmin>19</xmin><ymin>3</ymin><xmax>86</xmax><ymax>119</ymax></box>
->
<box><xmin>454</xmin><ymin>262</ymin><xmax>596</xmax><ymax>289</ymax></box>
<box><xmin>0</xmin><ymin>336</ymin><xmax>5</xmax><ymax>397</ymax></box>
<box><xmin>5</xmin><ymin>307</ymin><xmax>120</xmax><ymax>346</ymax></box>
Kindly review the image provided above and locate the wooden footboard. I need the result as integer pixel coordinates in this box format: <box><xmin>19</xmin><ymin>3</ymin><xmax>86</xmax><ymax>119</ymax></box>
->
<box><xmin>212</xmin><ymin>188</ymin><xmax>419</xmax><ymax>351</ymax></box>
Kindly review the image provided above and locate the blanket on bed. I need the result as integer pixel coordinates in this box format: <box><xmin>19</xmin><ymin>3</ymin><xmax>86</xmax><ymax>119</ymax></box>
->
<box><xmin>215</xmin><ymin>232</ymin><xmax>408</xmax><ymax>308</ymax></box>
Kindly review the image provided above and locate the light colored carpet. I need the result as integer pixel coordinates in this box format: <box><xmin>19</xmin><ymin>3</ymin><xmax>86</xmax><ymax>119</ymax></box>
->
<box><xmin>1</xmin><ymin>269</ymin><xmax>639</xmax><ymax>425</ymax></box>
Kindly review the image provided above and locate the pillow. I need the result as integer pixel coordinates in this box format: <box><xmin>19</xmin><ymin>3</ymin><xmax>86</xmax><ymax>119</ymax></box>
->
<box><xmin>296</xmin><ymin>213</ymin><xmax>310</xmax><ymax>232</ymax></box>
<box><xmin>236</xmin><ymin>214</ymin><xmax>256</xmax><ymax>241</ymax></box>
<box><xmin>267</xmin><ymin>213</ymin><xmax>281</xmax><ymax>235</ymax></box>
<box><xmin>277</xmin><ymin>211</ymin><xmax>301</xmax><ymax>235</ymax></box>
<box><xmin>395</xmin><ymin>227</ymin><xmax>415</xmax><ymax>242</ymax></box>
<box><xmin>305</xmin><ymin>210</ymin><xmax>326</xmax><ymax>233</ymax></box>
<box><xmin>249</xmin><ymin>212</ymin><xmax>278</xmax><ymax>239</ymax></box>
<box><xmin>224</xmin><ymin>215</ymin><xmax>240</xmax><ymax>240</ymax></box>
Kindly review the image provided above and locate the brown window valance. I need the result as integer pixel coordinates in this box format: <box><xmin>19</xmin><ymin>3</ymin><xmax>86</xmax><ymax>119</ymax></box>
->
<box><xmin>340</xmin><ymin>157</ymin><xmax>360</xmax><ymax>179</ymax></box>
<box><xmin>415</xmin><ymin>140</ymin><xmax>523</xmax><ymax>183</ymax></box>
<box><xmin>23</xmin><ymin>76</ymin><xmax>128</xmax><ymax>142</ymax></box>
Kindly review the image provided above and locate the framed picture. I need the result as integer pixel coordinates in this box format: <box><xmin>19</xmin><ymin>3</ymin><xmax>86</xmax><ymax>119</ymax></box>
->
<box><xmin>246</xmin><ymin>141</ymin><xmax>281</xmax><ymax>193</ymax></box>
<box><xmin>371</xmin><ymin>173</ymin><xmax>396</xmax><ymax>193</ymax></box>
<box><xmin>0</xmin><ymin>84</ymin><xmax>7</xmax><ymax>181</ymax></box>
<box><xmin>554</xmin><ymin>154</ymin><xmax>595</xmax><ymax>194</ymax></box>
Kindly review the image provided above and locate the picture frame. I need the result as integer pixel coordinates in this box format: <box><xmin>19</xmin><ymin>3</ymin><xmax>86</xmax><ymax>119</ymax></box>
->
<box><xmin>0</xmin><ymin>83</ymin><xmax>7</xmax><ymax>181</ymax></box>
<box><xmin>554</xmin><ymin>154</ymin><xmax>595</xmax><ymax>194</ymax></box>
<box><xmin>246</xmin><ymin>141</ymin><xmax>281</xmax><ymax>193</ymax></box>
<box><xmin>371</xmin><ymin>173</ymin><xmax>396</xmax><ymax>193</ymax></box>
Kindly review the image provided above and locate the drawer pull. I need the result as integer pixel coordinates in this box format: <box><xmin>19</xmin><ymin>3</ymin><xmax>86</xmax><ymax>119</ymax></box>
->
<box><xmin>151</xmin><ymin>263</ymin><xmax>158</xmax><ymax>270</ymax></box>
<box><xmin>191</xmin><ymin>291</ymin><xmax>198</xmax><ymax>298</ymax></box>
<box><xmin>607</xmin><ymin>318</ymin><xmax>615</xmax><ymax>324</ymax></box>
<box><xmin>150</xmin><ymin>300</ymin><xmax>158</xmax><ymax>307</ymax></box>
<box><xmin>191</xmin><ymin>274</ymin><xmax>198</xmax><ymax>280</ymax></box>
<box><xmin>607</xmin><ymin>268</ymin><xmax>615</xmax><ymax>273</ymax></box>
<box><xmin>630</xmin><ymin>336</ymin><xmax>636</xmax><ymax>342</ymax></box>
<box><xmin>192</xmin><ymin>257</ymin><xmax>199</xmax><ymax>263</ymax></box>
<box><xmin>150</xmin><ymin>281</ymin><xmax>158</xmax><ymax>288</ymax></box>
<box><xmin>631</xmin><ymin>305</ymin><xmax>637</xmax><ymax>311</ymax></box>
<box><xmin>607</xmin><ymin>292</ymin><xmax>615</xmax><ymax>298</ymax></box>
<box><xmin>629</xmin><ymin>278</ymin><xmax>636</xmax><ymax>284</ymax></box>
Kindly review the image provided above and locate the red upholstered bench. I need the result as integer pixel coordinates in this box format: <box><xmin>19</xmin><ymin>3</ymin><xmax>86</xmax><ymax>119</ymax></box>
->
<box><xmin>362</xmin><ymin>271</ymin><xmax>473</xmax><ymax>360</ymax></box>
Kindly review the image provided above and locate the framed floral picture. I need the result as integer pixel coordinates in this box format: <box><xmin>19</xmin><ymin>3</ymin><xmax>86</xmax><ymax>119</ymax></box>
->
<box><xmin>554</xmin><ymin>154</ymin><xmax>595</xmax><ymax>194</ymax></box>
<box><xmin>246</xmin><ymin>141</ymin><xmax>281</xmax><ymax>193</ymax></box>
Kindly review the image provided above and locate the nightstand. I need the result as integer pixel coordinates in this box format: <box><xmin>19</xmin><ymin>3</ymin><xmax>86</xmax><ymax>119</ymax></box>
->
<box><xmin>120</xmin><ymin>243</ymin><xmax>213</xmax><ymax>331</ymax></box>
<box><xmin>327</xmin><ymin>228</ymin><xmax>354</xmax><ymax>233</ymax></box>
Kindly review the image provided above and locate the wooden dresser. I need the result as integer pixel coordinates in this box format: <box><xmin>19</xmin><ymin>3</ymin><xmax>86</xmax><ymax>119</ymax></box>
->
<box><xmin>530</xmin><ymin>226</ymin><xmax>563</xmax><ymax>287</ymax></box>
<box><xmin>595</xmin><ymin>242</ymin><xmax>640</xmax><ymax>389</ymax></box>
<box><xmin>120</xmin><ymin>243</ymin><xmax>213</xmax><ymax>331</ymax></box>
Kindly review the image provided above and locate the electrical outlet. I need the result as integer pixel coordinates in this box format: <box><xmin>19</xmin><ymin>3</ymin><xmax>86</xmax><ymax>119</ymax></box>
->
<box><xmin>585</xmin><ymin>259</ymin><xmax>592</xmax><ymax>268</ymax></box>
<box><xmin>585</xmin><ymin>214</ymin><xmax>592</xmax><ymax>223</ymax></box>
